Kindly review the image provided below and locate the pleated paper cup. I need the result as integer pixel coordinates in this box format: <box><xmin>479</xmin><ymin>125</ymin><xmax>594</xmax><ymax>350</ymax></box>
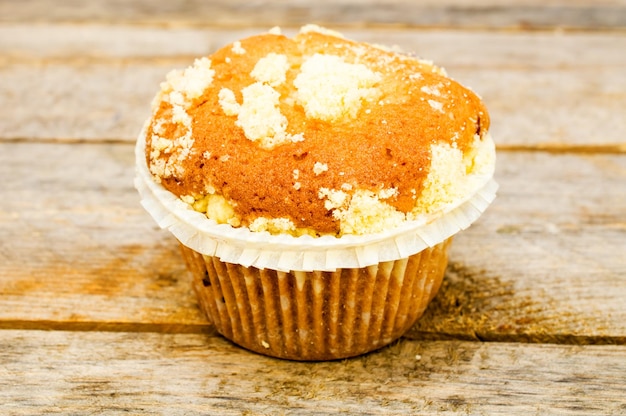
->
<box><xmin>181</xmin><ymin>238</ymin><xmax>451</xmax><ymax>360</ymax></box>
<box><xmin>135</xmin><ymin>129</ymin><xmax>497</xmax><ymax>360</ymax></box>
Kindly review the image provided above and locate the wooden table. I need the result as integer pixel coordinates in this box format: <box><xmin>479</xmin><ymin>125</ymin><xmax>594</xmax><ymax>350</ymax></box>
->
<box><xmin>1</xmin><ymin>1</ymin><xmax>625</xmax><ymax>414</ymax></box>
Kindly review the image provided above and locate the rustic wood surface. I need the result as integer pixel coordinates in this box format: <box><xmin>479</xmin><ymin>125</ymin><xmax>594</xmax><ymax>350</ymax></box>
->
<box><xmin>2</xmin><ymin>25</ymin><xmax>626</xmax><ymax>148</ymax></box>
<box><xmin>3</xmin><ymin>0</ymin><xmax>626</xmax><ymax>30</ymax></box>
<box><xmin>2</xmin><ymin>330</ymin><xmax>626</xmax><ymax>415</ymax></box>
<box><xmin>1</xmin><ymin>0</ymin><xmax>625</xmax><ymax>414</ymax></box>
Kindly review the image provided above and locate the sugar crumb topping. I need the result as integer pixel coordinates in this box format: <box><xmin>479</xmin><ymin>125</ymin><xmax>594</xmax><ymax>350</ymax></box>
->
<box><xmin>249</xmin><ymin>217</ymin><xmax>296</xmax><ymax>234</ymax></box>
<box><xmin>294</xmin><ymin>54</ymin><xmax>382</xmax><ymax>122</ymax></box>
<box><xmin>292</xmin><ymin>169</ymin><xmax>301</xmax><ymax>190</ymax></box>
<box><xmin>421</xmin><ymin>84</ymin><xmax>442</xmax><ymax>96</ymax></box>
<box><xmin>180</xmin><ymin>195</ymin><xmax>195</xmax><ymax>205</ymax></box>
<box><xmin>148</xmin><ymin>111</ymin><xmax>192</xmax><ymax>179</ymax></box>
<box><xmin>219</xmin><ymin>55</ymin><xmax>305</xmax><ymax>148</ymax></box>
<box><xmin>251</xmin><ymin>53</ymin><xmax>290</xmax><ymax>87</ymax></box>
<box><xmin>187</xmin><ymin>193</ymin><xmax>240</xmax><ymax>227</ymax></box>
<box><xmin>218</xmin><ymin>83</ymin><xmax>304</xmax><ymax>148</ymax></box>
<box><xmin>412</xmin><ymin>134</ymin><xmax>495</xmax><ymax>216</ymax></box>
<box><xmin>237</xmin><ymin>83</ymin><xmax>287</xmax><ymax>146</ymax></box>
<box><xmin>428</xmin><ymin>99</ymin><xmax>445</xmax><ymax>113</ymax></box>
<box><xmin>313</xmin><ymin>162</ymin><xmax>328</xmax><ymax>175</ymax></box>
<box><xmin>268</xmin><ymin>26</ymin><xmax>282</xmax><ymax>35</ymax></box>
<box><xmin>378</xmin><ymin>187</ymin><xmax>399</xmax><ymax>199</ymax></box>
<box><xmin>319</xmin><ymin>188</ymin><xmax>406</xmax><ymax>235</ymax></box>
<box><xmin>161</xmin><ymin>57</ymin><xmax>215</xmax><ymax>102</ymax></box>
<box><xmin>231</xmin><ymin>41</ymin><xmax>246</xmax><ymax>55</ymax></box>
<box><xmin>299</xmin><ymin>24</ymin><xmax>345</xmax><ymax>38</ymax></box>
<box><xmin>218</xmin><ymin>88</ymin><xmax>241</xmax><ymax>116</ymax></box>
<box><xmin>148</xmin><ymin>58</ymin><xmax>216</xmax><ymax>179</ymax></box>
<box><xmin>238</xmin><ymin>83</ymin><xmax>304</xmax><ymax>148</ymax></box>
<box><xmin>318</xmin><ymin>188</ymin><xmax>348</xmax><ymax>211</ymax></box>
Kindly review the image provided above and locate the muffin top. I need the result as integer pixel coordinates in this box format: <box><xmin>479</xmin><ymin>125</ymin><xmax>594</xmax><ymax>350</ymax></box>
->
<box><xmin>144</xmin><ymin>25</ymin><xmax>494</xmax><ymax>237</ymax></box>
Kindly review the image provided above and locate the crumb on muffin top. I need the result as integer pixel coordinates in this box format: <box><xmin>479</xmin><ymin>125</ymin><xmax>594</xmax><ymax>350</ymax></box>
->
<box><xmin>145</xmin><ymin>25</ymin><xmax>493</xmax><ymax>236</ymax></box>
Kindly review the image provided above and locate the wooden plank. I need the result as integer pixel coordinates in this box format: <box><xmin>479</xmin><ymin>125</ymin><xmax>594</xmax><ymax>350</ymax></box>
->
<box><xmin>2</xmin><ymin>0</ymin><xmax>626</xmax><ymax>30</ymax></box>
<box><xmin>1</xmin><ymin>330</ymin><xmax>625</xmax><ymax>415</ymax></box>
<box><xmin>0</xmin><ymin>62</ymin><xmax>165</xmax><ymax>142</ymax></box>
<box><xmin>0</xmin><ymin>142</ymin><xmax>208</xmax><ymax>330</ymax></box>
<box><xmin>1</xmin><ymin>142</ymin><xmax>625</xmax><ymax>342</ymax></box>
<box><xmin>410</xmin><ymin>151</ymin><xmax>626</xmax><ymax>343</ymax></box>
<box><xmin>4</xmin><ymin>25</ymin><xmax>626</xmax><ymax>66</ymax></box>
<box><xmin>1</xmin><ymin>27</ymin><xmax>625</xmax><ymax>147</ymax></box>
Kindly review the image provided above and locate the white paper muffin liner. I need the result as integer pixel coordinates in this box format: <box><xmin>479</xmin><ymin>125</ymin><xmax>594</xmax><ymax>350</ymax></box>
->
<box><xmin>135</xmin><ymin>128</ymin><xmax>498</xmax><ymax>272</ymax></box>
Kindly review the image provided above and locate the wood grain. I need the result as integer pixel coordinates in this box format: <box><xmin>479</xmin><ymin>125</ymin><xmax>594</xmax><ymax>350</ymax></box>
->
<box><xmin>0</xmin><ymin>142</ymin><xmax>207</xmax><ymax>330</ymax></box>
<box><xmin>1</xmin><ymin>142</ymin><xmax>624</xmax><ymax>343</ymax></box>
<box><xmin>2</xmin><ymin>0</ymin><xmax>626</xmax><ymax>30</ymax></box>
<box><xmin>5</xmin><ymin>25</ymin><xmax>626</xmax><ymax>66</ymax></box>
<box><xmin>1</xmin><ymin>1</ymin><xmax>626</xmax><ymax>412</ymax></box>
<box><xmin>1</xmin><ymin>26</ymin><xmax>625</xmax><ymax>147</ymax></box>
<box><xmin>1</xmin><ymin>330</ymin><xmax>625</xmax><ymax>415</ymax></box>
<box><xmin>410</xmin><ymin>151</ymin><xmax>626</xmax><ymax>344</ymax></box>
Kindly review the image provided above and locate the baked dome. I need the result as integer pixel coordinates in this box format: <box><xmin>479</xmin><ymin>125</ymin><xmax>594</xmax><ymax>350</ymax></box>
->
<box><xmin>144</xmin><ymin>25</ymin><xmax>494</xmax><ymax>237</ymax></box>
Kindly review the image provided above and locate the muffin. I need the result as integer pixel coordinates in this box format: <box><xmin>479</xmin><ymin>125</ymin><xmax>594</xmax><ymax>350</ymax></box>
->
<box><xmin>135</xmin><ymin>25</ymin><xmax>497</xmax><ymax>360</ymax></box>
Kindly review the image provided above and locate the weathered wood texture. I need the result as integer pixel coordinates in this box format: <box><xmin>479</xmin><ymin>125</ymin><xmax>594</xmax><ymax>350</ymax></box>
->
<box><xmin>2</xmin><ymin>330</ymin><xmax>626</xmax><ymax>415</ymax></box>
<box><xmin>1</xmin><ymin>1</ymin><xmax>626</xmax><ymax>414</ymax></box>
<box><xmin>0</xmin><ymin>142</ymin><xmax>206</xmax><ymax>331</ymax></box>
<box><xmin>2</xmin><ymin>0</ymin><xmax>626</xmax><ymax>30</ymax></box>
<box><xmin>1</xmin><ymin>142</ymin><xmax>624</xmax><ymax>344</ymax></box>
<box><xmin>1</xmin><ymin>26</ymin><xmax>625</xmax><ymax>148</ymax></box>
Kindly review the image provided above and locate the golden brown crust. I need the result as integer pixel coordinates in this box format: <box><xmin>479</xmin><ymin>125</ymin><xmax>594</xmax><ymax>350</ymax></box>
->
<box><xmin>145</xmin><ymin>29</ymin><xmax>490</xmax><ymax>235</ymax></box>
